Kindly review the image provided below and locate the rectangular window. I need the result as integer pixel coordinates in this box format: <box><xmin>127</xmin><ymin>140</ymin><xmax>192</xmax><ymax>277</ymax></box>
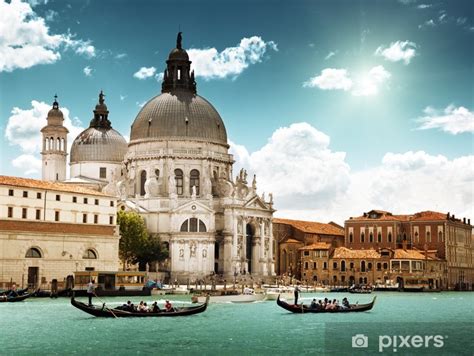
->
<box><xmin>110</xmin><ymin>201</ymin><xmax>114</xmax><ymax>207</ymax></box>
<box><xmin>99</xmin><ymin>167</ymin><xmax>107</xmax><ymax>179</ymax></box>
<box><xmin>95</xmin><ymin>199</ymin><xmax>99</xmax><ymax>205</ymax></box>
<box><xmin>333</xmin><ymin>262</ymin><xmax>338</xmax><ymax>270</ymax></box>
<box><xmin>323</xmin><ymin>262</ymin><xmax>327</xmax><ymax>270</ymax></box>
<box><xmin>56</xmin><ymin>194</ymin><xmax>60</xmax><ymax>201</ymax></box>
<box><xmin>8</xmin><ymin>189</ymin><xmax>14</xmax><ymax>196</ymax></box>
<box><xmin>304</xmin><ymin>262</ymin><xmax>309</xmax><ymax>269</ymax></box>
<box><xmin>23</xmin><ymin>191</ymin><xmax>28</xmax><ymax>198</ymax></box>
<box><xmin>73</xmin><ymin>196</ymin><xmax>77</xmax><ymax>203</ymax></box>
<box><xmin>94</xmin><ymin>215</ymin><xmax>98</xmax><ymax>224</ymax></box>
<box><xmin>37</xmin><ymin>192</ymin><xmax>42</xmax><ymax>199</ymax></box>
<box><xmin>313</xmin><ymin>262</ymin><xmax>317</xmax><ymax>269</ymax></box>
<box><xmin>303</xmin><ymin>251</ymin><xmax>310</xmax><ymax>256</ymax></box>
<box><xmin>8</xmin><ymin>207</ymin><xmax>13</xmax><ymax>218</ymax></box>
<box><xmin>83</xmin><ymin>214</ymin><xmax>87</xmax><ymax>223</ymax></box>
<box><xmin>55</xmin><ymin>211</ymin><xmax>60</xmax><ymax>221</ymax></box>
<box><xmin>22</xmin><ymin>208</ymin><xmax>27</xmax><ymax>219</ymax></box>
<box><xmin>36</xmin><ymin>209</ymin><xmax>41</xmax><ymax>220</ymax></box>
<box><xmin>109</xmin><ymin>216</ymin><xmax>114</xmax><ymax>225</ymax></box>
<box><xmin>84</xmin><ymin>198</ymin><xmax>88</xmax><ymax>204</ymax></box>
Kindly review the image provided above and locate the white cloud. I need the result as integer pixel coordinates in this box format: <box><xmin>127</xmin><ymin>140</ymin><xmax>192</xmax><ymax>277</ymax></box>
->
<box><xmin>12</xmin><ymin>154</ymin><xmax>42</xmax><ymax>176</ymax></box>
<box><xmin>304</xmin><ymin>66</ymin><xmax>390</xmax><ymax>97</ymax></box>
<box><xmin>155</xmin><ymin>72</ymin><xmax>164</xmax><ymax>82</ymax></box>
<box><xmin>351</xmin><ymin>65</ymin><xmax>391</xmax><ymax>97</ymax></box>
<box><xmin>187</xmin><ymin>36</ymin><xmax>277</xmax><ymax>80</ymax></box>
<box><xmin>83</xmin><ymin>66</ymin><xmax>92</xmax><ymax>76</ymax></box>
<box><xmin>115</xmin><ymin>53</ymin><xmax>127</xmax><ymax>59</ymax></box>
<box><xmin>5</xmin><ymin>100</ymin><xmax>84</xmax><ymax>176</ymax></box>
<box><xmin>303</xmin><ymin>68</ymin><xmax>353</xmax><ymax>90</ymax></box>
<box><xmin>416</xmin><ymin>105</ymin><xmax>474</xmax><ymax>134</ymax></box>
<box><xmin>136</xmin><ymin>100</ymin><xmax>147</xmax><ymax>108</ymax></box>
<box><xmin>120</xmin><ymin>95</ymin><xmax>127</xmax><ymax>101</ymax></box>
<box><xmin>133</xmin><ymin>66</ymin><xmax>156</xmax><ymax>80</ymax></box>
<box><xmin>417</xmin><ymin>4</ymin><xmax>432</xmax><ymax>9</ymax></box>
<box><xmin>375</xmin><ymin>40</ymin><xmax>417</xmax><ymax>64</ymax></box>
<box><xmin>324</xmin><ymin>51</ymin><xmax>337</xmax><ymax>60</ymax></box>
<box><xmin>0</xmin><ymin>0</ymin><xmax>96</xmax><ymax>72</ymax></box>
<box><xmin>231</xmin><ymin>123</ymin><xmax>473</xmax><ymax>224</ymax></box>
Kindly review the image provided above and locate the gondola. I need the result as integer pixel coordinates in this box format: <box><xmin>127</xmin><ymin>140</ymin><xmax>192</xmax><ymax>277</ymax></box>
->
<box><xmin>70</xmin><ymin>295</ymin><xmax>209</xmax><ymax>318</ymax></box>
<box><xmin>0</xmin><ymin>293</ymin><xmax>31</xmax><ymax>303</ymax></box>
<box><xmin>276</xmin><ymin>295</ymin><xmax>376</xmax><ymax>313</ymax></box>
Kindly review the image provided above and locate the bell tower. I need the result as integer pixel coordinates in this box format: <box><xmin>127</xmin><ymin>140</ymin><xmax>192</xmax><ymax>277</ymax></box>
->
<box><xmin>41</xmin><ymin>95</ymin><xmax>69</xmax><ymax>181</ymax></box>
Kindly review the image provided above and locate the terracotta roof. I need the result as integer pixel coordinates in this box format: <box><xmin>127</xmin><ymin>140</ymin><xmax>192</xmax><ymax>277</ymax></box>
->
<box><xmin>281</xmin><ymin>238</ymin><xmax>302</xmax><ymax>244</ymax></box>
<box><xmin>393</xmin><ymin>249</ymin><xmax>429</xmax><ymax>260</ymax></box>
<box><xmin>0</xmin><ymin>175</ymin><xmax>112</xmax><ymax>197</ymax></box>
<box><xmin>410</xmin><ymin>211</ymin><xmax>447</xmax><ymax>221</ymax></box>
<box><xmin>332</xmin><ymin>247</ymin><xmax>380</xmax><ymax>259</ymax></box>
<box><xmin>0</xmin><ymin>219</ymin><xmax>116</xmax><ymax>236</ymax></box>
<box><xmin>299</xmin><ymin>242</ymin><xmax>331</xmax><ymax>250</ymax></box>
<box><xmin>273</xmin><ymin>218</ymin><xmax>344</xmax><ymax>236</ymax></box>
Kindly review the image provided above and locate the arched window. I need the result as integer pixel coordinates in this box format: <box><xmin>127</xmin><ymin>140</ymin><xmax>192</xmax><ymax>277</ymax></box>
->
<box><xmin>426</xmin><ymin>231</ymin><xmax>431</xmax><ymax>242</ymax></box>
<box><xmin>388</xmin><ymin>232</ymin><xmax>392</xmax><ymax>243</ymax></box>
<box><xmin>26</xmin><ymin>247</ymin><xmax>42</xmax><ymax>258</ymax></box>
<box><xmin>414</xmin><ymin>232</ymin><xmax>419</xmax><ymax>243</ymax></box>
<box><xmin>57</xmin><ymin>138</ymin><xmax>60</xmax><ymax>151</ymax></box>
<box><xmin>377</xmin><ymin>263</ymin><xmax>382</xmax><ymax>271</ymax></box>
<box><xmin>341</xmin><ymin>260</ymin><xmax>346</xmax><ymax>272</ymax></box>
<box><xmin>175</xmin><ymin>169</ymin><xmax>183</xmax><ymax>195</ymax></box>
<box><xmin>45</xmin><ymin>138</ymin><xmax>49</xmax><ymax>150</ymax></box>
<box><xmin>377</xmin><ymin>232</ymin><xmax>382</xmax><ymax>243</ymax></box>
<box><xmin>361</xmin><ymin>261</ymin><xmax>366</xmax><ymax>272</ymax></box>
<box><xmin>140</xmin><ymin>170</ymin><xmax>147</xmax><ymax>196</ymax></box>
<box><xmin>369</xmin><ymin>232</ymin><xmax>374</xmax><ymax>243</ymax></box>
<box><xmin>61</xmin><ymin>138</ymin><xmax>65</xmax><ymax>151</ymax></box>
<box><xmin>438</xmin><ymin>231</ymin><xmax>443</xmax><ymax>242</ymax></box>
<box><xmin>180</xmin><ymin>218</ymin><xmax>207</xmax><ymax>232</ymax></box>
<box><xmin>383</xmin><ymin>262</ymin><xmax>388</xmax><ymax>270</ymax></box>
<box><xmin>349</xmin><ymin>232</ymin><xmax>353</xmax><ymax>243</ymax></box>
<box><xmin>50</xmin><ymin>137</ymin><xmax>54</xmax><ymax>149</ymax></box>
<box><xmin>368</xmin><ymin>262</ymin><xmax>372</xmax><ymax>271</ymax></box>
<box><xmin>190</xmin><ymin>169</ymin><xmax>200</xmax><ymax>195</ymax></box>
<box><xmin>83</xmin><ymin>249</ymin><xmax>97</xmax><ymax>259</ymax></box>
<box><xmin>360</xmin><ymin>232</ymin><xmax>365</xmax><ymax>243</ymax></box>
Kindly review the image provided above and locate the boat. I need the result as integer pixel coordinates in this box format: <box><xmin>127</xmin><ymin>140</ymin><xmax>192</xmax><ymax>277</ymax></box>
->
<box><xmin>194</xmin><ymin>288</ymin><xmax>265</xmax><ymax>303</ymax></box>
<box><xmin>264</xmin><ymin>286</ymin><xmax>294</xmax><ymax>301</ymax></box>
<box><xmin>70</xmin><ymin>295</ymin><xmax>209</xmax><ymax>318</ymax></box>
<box><xmin>374</xmin><ymin>280</ymin><xmax>400</xmax><ymax>292</ymax></box>
<box><xmin>348</xmin><ymin>285</ymin><xmax>374</xmax><ymax>294</ymax></box>
<box><xmin>330</xmin><ymin>287</ymin><xmax>348</xmax><ymax>292</ymax></box>
<box><xmin>276</xmin><ymin>295</ymin><xmax>376</xmax><ymax>313</ymax></box>
<box><xmin>0</xmin><ymin>293</ymin><xmax>31</xmax><ymax>302</ymax></box>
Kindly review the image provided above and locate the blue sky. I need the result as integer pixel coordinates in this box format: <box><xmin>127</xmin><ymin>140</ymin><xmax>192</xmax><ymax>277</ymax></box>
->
<box><xmin>0</xmin><ymin>0</ymin><xmax>473</xmax><ymax>222</ymax></box>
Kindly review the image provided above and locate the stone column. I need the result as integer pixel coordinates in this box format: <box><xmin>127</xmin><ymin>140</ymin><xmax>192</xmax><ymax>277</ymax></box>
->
<box><xmin>269</xmin><ymin>219</ymin><xmax>275</xmax><ymax>275</ymax></box>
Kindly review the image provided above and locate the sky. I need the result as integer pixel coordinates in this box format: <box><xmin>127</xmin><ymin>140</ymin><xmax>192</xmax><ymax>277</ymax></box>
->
<box><xmin>0</xmin><ymin>0</ymin><xmax>473</xmax><ymax>224</ymax></box>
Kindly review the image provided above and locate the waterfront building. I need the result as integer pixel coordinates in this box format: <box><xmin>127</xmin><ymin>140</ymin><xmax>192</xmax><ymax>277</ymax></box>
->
<box><xmin>273</xmin><ymin>218</ymin><xmax>344</xmax><ymax>277</ymax></box>
<box><xmin>0</xmin><ymin>176</ymin><xmax>119</xmax><ymax>289</ymax></box>
<box><xmin>91</xmin><ymin>34</ymin><xmax>275</xmax><ymax>280</ymax></box>
<box><xmin>345</xmin><ymin>210</ymin><xmax>472</xmax><ymax>289</ymax></box>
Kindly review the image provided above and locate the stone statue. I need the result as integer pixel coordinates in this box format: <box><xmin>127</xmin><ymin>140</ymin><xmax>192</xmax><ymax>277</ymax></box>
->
<box><xmin>179</xmin><ymin>248</ymin><xmax>184</xmax><ymax>258</ymax></box>
<box><xmin>177</xmin><ymin>32</ymin><xmax>183</xmax><ymax>49</ymax></box>
<box><xmin>261</xmin><ymin>192</ymin><xmax>265</xmax><ymax>201</ymax></box>
<box><xmin>269</xmin><ymin>193</ymin><xmax>273</xmax><ymax>204</ymax></box>
<box><xmin>190</xmin><ymin>242</ymin><xmax>196</xmax><ymax>257</ymax></box>
<box><xmin>252</xmin><ymin>174</ymin><xmax>257</xmax><ymax>190</ymax></box>
<box><xmin>191</xmin><ymin>185</ymin><xmax>197</xmax><ymax>199</ymax></box>
<box><xmin>202</xmin><ymin>249</ymin><xmax>207</xmax><ymax>258</ymax></box>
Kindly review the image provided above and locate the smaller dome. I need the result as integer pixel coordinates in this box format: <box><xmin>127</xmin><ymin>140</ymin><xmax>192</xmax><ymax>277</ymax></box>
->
<box><xmin>70</xmin><ymin>127</ymin><xmax>127</xmax><ymax>164</ymax></box>
<box><xmin>47</xmin><ymin>107</ymin><xmax>63</xmax><ymax>118</ymax></box>
<box><xmin>168</xmin><ymin>48</ymin><xmax>189</xmax><ymax>61</ymax></box>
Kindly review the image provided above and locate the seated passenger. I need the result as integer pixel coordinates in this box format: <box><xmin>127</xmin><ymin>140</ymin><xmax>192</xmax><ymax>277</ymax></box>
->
<box><xmin>342</xmin><ymin>297</ymin><xmax>350</xmax><ymax>309</ymax></box>
<box><xmin>151</xmin><ymin>301</ymin><xmax>160</xmax><ymax>313</ymax></box>
<box><xmin>310</xmin><ymin>299</ymin><xmax>317</xmax><ymax>309</ymax></box>
<box><xmin>325</xmin><ymin>301</ymin><xmax>332</xmax><ymax>310</ymax></box>
<box><xmin>332</xmin><ymin>299</ymin><xmax>339</xmax><ymax>310</ymax></box>
<box><xmin>165</xmin><ymin>300</ymin><xmax>173</xmax><ymax>312</ymax></box>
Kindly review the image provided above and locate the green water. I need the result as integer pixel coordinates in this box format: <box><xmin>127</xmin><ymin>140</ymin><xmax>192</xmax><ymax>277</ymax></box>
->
<box><xmin>0</xmin><ymin>292</ymin><xmax>473</xmax><ymax>355</ymax></box>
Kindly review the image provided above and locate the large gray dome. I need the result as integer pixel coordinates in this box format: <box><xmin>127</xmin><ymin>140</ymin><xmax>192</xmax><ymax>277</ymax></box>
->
<box><xmin>130</xmin><ymin>91</ymin><xmax>228</xmax><ymax>146</ymax></box>
<box><xmin>70</xmin><ymin>127</ymin><xmax>127</xmax><ymax>163</ymax></box>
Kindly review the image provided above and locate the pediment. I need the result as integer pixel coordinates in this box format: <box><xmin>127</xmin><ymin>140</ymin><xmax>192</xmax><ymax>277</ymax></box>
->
<box><xmin>171</xmin><ymin>200</ymin><xmax>214</xmax><ymax>214</ymax></box>
<box><xmin>244</xmin><ymin>196</ymin><xmax>269</xmax><ymax>210</ymax></box>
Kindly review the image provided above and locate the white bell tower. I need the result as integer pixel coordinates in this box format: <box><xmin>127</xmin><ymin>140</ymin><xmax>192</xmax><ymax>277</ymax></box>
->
<box><xmin>41</xmin><ymin>95</ymin><xmax>69</xmax><ymax>181</ymax></box>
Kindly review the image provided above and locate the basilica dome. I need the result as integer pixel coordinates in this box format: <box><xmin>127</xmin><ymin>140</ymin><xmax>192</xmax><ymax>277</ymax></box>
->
<box><xmin>70</xmin><ymin>91</ymin><xmax>127</xmax><ymax>164</ymax></box>
<box><xmin>129</xmin><ymin>32</ymin><xmax>228</xmax><ymax>147</ymax></box>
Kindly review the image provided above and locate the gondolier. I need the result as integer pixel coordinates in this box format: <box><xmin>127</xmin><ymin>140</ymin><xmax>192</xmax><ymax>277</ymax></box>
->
<box><xmin>87</xmin><ymin>280</ymin><xmax>95</xmax><ymax>306</ymax></box>
<box><xmin>294</xmin><ymin>285</ymin><xmax>300</xmax><ymax>305</ymax></box>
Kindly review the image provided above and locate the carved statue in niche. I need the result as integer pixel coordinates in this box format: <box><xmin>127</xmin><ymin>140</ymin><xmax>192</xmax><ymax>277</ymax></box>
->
<box><xmin>179</xmin><ymin>248</ymin><xmax>184</xmax><ymax>258</ymax></box>
<box><xmin>252</xmin><ymin>174</ymin><xmax>257</xmax><ymax>190</ymax></box>
<box><xmin>269</xmin><ymin>193</ymin><xmax>273</xmax><ymax>204</ymax></box>
<box><xmin>265</xmin><ymin>238</ymin><xmax>269</xmax><ymax>251</ymax></box>
<box><xmin>191</xmin><ymin>185</ymin><xmax>197</xmax><ymax>199</ymax></box>
<box><xmin>237</xmin><ymin>218</ymin><xmax>243</xmax><ymax>234</ymax></box>
<box><xmin>202</xmin><ymin>249</ymin><xmax>207</xmax><ymax>258</ymax></box>
<box><xmin>190</xmin><ymin>242</ymin><xmax>196</xmax><ymax>257</ymax></box>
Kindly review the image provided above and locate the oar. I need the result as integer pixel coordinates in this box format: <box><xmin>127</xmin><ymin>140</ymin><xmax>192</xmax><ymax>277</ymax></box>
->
<box><xmin>93</xmin><ymin>292</ymin><xmax>118</xmax><ymax>318</ymax></box>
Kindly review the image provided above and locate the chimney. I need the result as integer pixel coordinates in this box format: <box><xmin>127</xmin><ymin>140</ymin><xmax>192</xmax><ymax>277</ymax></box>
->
<box><xmin>463</xmin><ymin>217</ymin><xmax>466</xmax><ymax>224</ymax></box>
<box><xmin>452</xmin><ymin>214</ymin><xmax>455</xmax><ymax>220</ymax></box>
<box><xmin>447</xmin><ymin>212</ymin><xmax>450</xmax><ymax>219</ymax></box>
<box><xmin>469</xmin><ymin>219</ymin><xmax>471</xmax><ymax>225</ymax></box>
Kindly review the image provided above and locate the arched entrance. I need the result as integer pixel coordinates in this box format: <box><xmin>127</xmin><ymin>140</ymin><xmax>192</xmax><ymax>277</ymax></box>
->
<box><xmin>246</xmin><ymin>224</ymin><xmax>254</xmax><ymax>274</ymax></box>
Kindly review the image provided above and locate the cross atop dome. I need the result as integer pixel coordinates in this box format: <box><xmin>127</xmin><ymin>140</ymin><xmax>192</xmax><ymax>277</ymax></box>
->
<box><xmin>161</xmin><ymin>32</ymin><xmax>197</xmax><ymax>94</ymax></box>
<box><xmin>53</xmin><ymin>94</ymin><xmax>59</xmax><ymax>109</ymax></box>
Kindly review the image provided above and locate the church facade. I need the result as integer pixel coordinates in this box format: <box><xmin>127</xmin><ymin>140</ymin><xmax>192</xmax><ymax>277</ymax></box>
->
<box><xmin>40</xmin><ymin>33</ymin><xmax>276</xmax><ymax>281</ymax></box>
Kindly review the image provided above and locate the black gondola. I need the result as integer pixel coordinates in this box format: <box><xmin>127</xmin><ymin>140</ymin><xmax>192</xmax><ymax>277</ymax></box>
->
<box><xmin>276</xmin><ymin>295</ymin><xmax>376</xmax><ymax>313</ymax></box>
<box><xmin>70</xmin><ymin>295</ymin><xmax>209</xmax><ymax>318</ymax></box>
<box><xmin>0</xmin><ymin>293</ymin><xmax>31</xmax><ymax>303</ymax></box>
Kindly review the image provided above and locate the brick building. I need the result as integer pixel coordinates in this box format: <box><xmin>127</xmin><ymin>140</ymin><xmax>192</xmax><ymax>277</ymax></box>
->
<box><xmin>273</xmin><ymin>218</ymin><xmax>344</xmax><ymax>278</ymax></box>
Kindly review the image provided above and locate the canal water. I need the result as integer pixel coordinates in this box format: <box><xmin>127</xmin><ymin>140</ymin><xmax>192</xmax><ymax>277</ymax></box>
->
<box><xmin>0</xmin><ymin>292</ymin><xmax>473</xmax><ymax>355</ymax></box>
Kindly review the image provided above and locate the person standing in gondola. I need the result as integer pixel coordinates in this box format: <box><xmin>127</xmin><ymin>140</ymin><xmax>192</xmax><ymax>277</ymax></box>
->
<box><xmin>294</xmin><ymin>284</ymin><xmax>300</xmax><ymax>305</ymax></box>
<box><xmin>87</xmin><ymin>280</ymin><xmax>95</xmax><ymax>306</ymax></box>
